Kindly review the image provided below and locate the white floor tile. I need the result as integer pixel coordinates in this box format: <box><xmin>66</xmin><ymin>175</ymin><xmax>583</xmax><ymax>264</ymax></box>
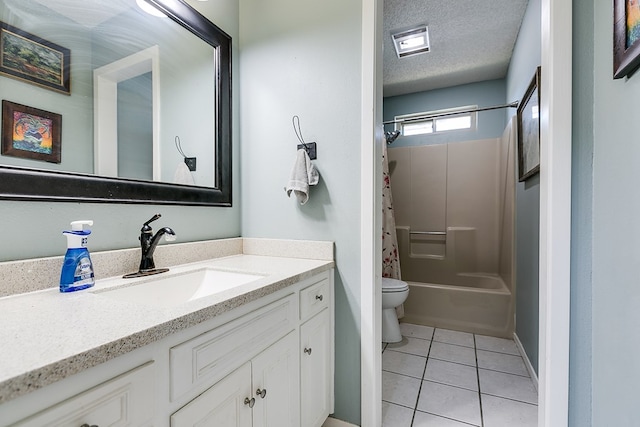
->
<box><xmin>413</xmin><ymin>411</ymin><xmax>477</xmax><ymax>427</ymax></box>
<box><xmin>380</xmin><ymin>324</ymin><xmax>538</xmax><ymax>427</ymax></box>
<box><xmin>400</xmin><ymin>322</ymin><xmax>434</xmax><ymax>340</ymax></box>
<box><xmin>475</xmin><ymin>335</ymin><xmax>520</xmax><ymax>355</ymax></box>
<box><xmin>387</xmin><ymin>336</ymin><xmax>431</xmax><ymax>357</ymax></box>
<box><xmin>481</xmin><ymin>394</ymin><xmax>538</xmax><ymax>427</ymax></box>
<box><xmin>382</xmin><ymin>370</ymin><xmax>421</xmax><ymax>407</ymax></box>
<box><xmin>383</xmin><ymin>350</ymin><xmax>427</xmax><ymax>378</ymax></box>
<box><xmin>433</xmin><ymin>329</ymin><xmax>475</xmax><ymax>348</ymax></box>
<box><xmin>429</xmin><ymin>341</ymin><xmax>477</xmax><ymax>366</ymax></box>
<box><xmin>417</xmin><ymin>381</ymin><xmax>481</xmax><ymax>426</ymax></box>
<box><xmin>382</xmin><ymin>401</ymin><xmax>414</xmax><ymax>427</ymax></box>
<box><xmin>478</xmin><ymin>369</ymin><xmax>538</xmax><ymax>404</ymax></box>
<box><xmin>477</xmin><ymin>350</ymin><xmax>529</xmax><ymax>377</ymax></box>
<box><xmin>425</xmin><ymin>359</ymin><xmax>478</xmax><ymax>391</ymax></box>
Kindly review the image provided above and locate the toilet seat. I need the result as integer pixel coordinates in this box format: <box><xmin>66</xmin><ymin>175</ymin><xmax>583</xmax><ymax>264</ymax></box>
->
<box><xmin>382</xmin><ymin>278</ymin><xmax>409</xmax><ymax>293</ymax></box>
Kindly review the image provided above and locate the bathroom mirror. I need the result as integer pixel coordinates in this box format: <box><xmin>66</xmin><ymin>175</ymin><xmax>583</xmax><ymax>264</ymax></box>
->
<box><xmin>0</xmin><ymin>0</ymin><xmax>231</xmax><ymax>205</ymax></box>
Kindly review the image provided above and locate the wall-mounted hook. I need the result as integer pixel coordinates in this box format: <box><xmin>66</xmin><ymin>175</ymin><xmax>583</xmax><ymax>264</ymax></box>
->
<box><xmin>175</xmin><ymin>136</ymin><xmax>197</xmax><ymax>171</ymax></box>
<box><xmin>292</xmin><ymin>115</ymin><xmax>317</xmax><ymax>160</ymax></box>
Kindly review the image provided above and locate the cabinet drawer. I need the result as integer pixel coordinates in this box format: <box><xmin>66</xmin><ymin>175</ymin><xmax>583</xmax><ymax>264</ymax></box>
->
<box><xmin>300</xmin><ymin>276</ymin><xmax>330</xmax><ymax>321</ymax></box>
<box><xmin>170</xmin><ymin>294</ymin><xmax>296</xmax><ymax>401</ymax></box>
<box><xmin>15</xmin><ymin>362</ymin><xmax>154</xmax><ymax>427</ymax></box>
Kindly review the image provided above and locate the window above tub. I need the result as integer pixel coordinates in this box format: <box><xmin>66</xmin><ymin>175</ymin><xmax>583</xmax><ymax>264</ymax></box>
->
<box><xmin>394</xmin><ymin>105</ymin><xmax>477</xmax><ymax>137</ymax></box>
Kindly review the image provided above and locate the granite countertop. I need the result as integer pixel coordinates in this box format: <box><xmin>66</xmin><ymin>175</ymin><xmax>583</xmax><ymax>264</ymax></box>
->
<box><xmin>0</xmin><ymin>253</ymin><xmax>334</xmax><ymax>404</ymax></box>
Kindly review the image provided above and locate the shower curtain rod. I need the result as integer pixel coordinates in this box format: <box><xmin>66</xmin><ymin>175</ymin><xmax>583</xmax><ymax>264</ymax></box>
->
<box><xmin>382</xmin><ymin>101</ymin><xmax>519</xmax><ymax>126</ymax></box>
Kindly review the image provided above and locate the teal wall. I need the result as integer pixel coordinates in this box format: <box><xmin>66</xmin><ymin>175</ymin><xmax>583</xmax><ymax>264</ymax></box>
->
<box><xmin>569</xmin><ymin>0</ymin><xmax>594</xmax><ymax>425</ymax></box>
<box><xmin>238</xmin><ymin>0</ymin><xmax>363</xmax><ymax>423</ymax></box>
<box><xmin>589</xmin><ymin>0</ymin><xmax>640</xmax><ymax>424</ymax></box>
<box><xmin>383</xmin><ymin>79</ymin><xmax>507</xmax><ymax>146</ymax></box>
<box><xmin>118</xmin><ymin>74</ymin><xmax>153</xmax><ymax>181</ymax></box>
<box><xmin>506</xmin><ymin>0</ymin><xmax>541</xmax><ymax>375</ymax></box>
<box><xmin>0</xmin><ymin>0</ymin><xmax>241</xmax><ymax>262</ymax></box>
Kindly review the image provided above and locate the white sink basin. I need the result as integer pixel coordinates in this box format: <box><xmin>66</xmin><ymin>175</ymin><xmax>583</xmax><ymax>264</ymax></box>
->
<box><xmin>96</xmin><ymin>268</ymin><xmax>265</xmax><ymax>307</ymax></box>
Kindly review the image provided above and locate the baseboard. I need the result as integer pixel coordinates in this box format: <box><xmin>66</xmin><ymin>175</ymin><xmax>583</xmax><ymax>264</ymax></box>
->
<box><xmin>513</xmin><ymin>332</ymin><xmax>539</xmax><ymax>392</ymax></box>
<box><xmin>322</xmin><ymin>416</ymin><xmax>360</xmax><ymax>427</ymax></box>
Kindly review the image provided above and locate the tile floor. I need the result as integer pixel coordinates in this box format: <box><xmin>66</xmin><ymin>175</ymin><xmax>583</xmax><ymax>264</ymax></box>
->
<box><xmin>382</xmin><ymin>323</ymin><xmax>538</xmax><ymax>427</ymax></box>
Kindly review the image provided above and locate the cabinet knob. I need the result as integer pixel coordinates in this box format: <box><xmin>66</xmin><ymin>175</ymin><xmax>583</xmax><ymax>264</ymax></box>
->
<box><xmin>304</xmin><ymin>347</ymin><xmax>312</xmax><ymax>355</ymax></box>
<box><xmin>315</xmin><ymin>294</ymin><xmax>323</xmax><ymax>301</ymax></box>
<box><xmin>244</xmin><ymin>397</ymin><xmax>255</xmax><ymax>408</ymax></box>
<box><xmin>256</xmin><ymin>388</ymin><xmax>267</xmax><ymax>398</ymax></box>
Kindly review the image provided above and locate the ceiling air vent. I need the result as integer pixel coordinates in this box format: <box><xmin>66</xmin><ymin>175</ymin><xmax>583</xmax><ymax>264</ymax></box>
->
<box><xmin>392</xmin><ymin>25</ymin><xmax>430</xmax><ymax>58</ymax></box>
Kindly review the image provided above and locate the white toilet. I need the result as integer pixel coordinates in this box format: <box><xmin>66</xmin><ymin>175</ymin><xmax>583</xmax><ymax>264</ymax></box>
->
<box><xmin>382</xmin><ymin>278</ymin><xmax>409</xmax><ymax>343</ymax></box>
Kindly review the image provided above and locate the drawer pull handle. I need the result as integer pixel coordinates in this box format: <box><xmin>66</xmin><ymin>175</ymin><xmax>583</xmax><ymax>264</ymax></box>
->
<box><xmin>304</xmin><ymin>347</ymin><xmax>312</xmax><ymax>355</ymax></box>
<box><xmin>244</xmin><ymin>397</ymin><xmax>255</xmax><ymax>408</ymax></box>
<box><xmin>80</xmin><ymin>425</ymin><xmax>98</xmax><ymax>427</ymax></box>
<box><xmin>256</xmin><ymin>388</ymin><xmax>267</xmax><ymax>398</ymax></box>
<box><xmin>315</xmin><ymin>294</ymin><xmax>323</xmax><ymax>301</ymax></box>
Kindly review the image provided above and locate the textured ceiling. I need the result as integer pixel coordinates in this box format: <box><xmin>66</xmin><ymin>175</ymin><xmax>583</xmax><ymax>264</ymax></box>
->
<box><xmin>383</xmin><ymin>0</ymin><xmax>529</xmax><ymax>97</ymax></box>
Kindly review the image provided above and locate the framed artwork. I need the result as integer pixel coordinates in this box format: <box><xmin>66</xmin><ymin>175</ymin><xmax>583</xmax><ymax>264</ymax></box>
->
<box><xmin>0</xmin><ymin>22</ymin><xmax>70</xmax><ymax>94</ymax></box>
<box><xmin>2</xmin><ymin>100</ymin><xmax>62</xmax><ymax>163</ymax></box>
<box><xmin>614</xmin><ymin>0</ymin><xmax>640</xmax><ymax>78</ymax></box>
<box><xmin>517</xmin><ymin>67</ymin><xmax>541</xmax><ymax>182</ymax></box>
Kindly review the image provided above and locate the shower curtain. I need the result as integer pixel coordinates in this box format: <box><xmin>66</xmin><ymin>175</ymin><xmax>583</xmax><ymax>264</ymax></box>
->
<box><xmin>382</xmin><ymin>140</ymin><xmax>402</xmax><ymax>280</ymax></box>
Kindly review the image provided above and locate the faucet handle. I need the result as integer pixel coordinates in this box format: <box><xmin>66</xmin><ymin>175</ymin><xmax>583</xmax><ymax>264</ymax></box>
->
<box><xmin>142</xmin><ymin>214</ymin><xmax>162</xmax><ymax>231</ymax></box>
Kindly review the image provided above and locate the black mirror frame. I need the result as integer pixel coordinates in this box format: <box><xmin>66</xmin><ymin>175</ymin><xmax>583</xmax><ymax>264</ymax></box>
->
<box><xmin>0</xmin><ymin>0</ymin><xmax>232</xmax><ymax>207</ymax></box>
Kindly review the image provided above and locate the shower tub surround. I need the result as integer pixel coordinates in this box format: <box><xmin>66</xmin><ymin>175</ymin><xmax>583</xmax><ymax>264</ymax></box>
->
<box><xmin>388</xmin><ymin>123</ymin><xmax>516</xmax><ymax>338</ymax></box>
<box><xmin>0</xmin><ymin>237</ymin><xmax>334</xmax><ymax>406</ymax></box>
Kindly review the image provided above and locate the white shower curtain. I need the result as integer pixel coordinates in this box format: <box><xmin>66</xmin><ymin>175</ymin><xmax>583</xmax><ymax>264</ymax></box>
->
<box><xmin>382</xmin><ymin>140</ymin><xmax>402</xmax><ymax>280</ymax></box>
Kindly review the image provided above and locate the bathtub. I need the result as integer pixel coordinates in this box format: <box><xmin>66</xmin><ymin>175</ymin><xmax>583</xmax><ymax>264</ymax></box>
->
<box><xmin>401</xmin><ymin>274</ymin><xmax>514</xmax><ymax>338</ymax></box>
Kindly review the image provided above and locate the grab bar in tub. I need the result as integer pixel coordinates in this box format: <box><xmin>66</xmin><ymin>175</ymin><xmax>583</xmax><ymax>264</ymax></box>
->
<box><xmin>409</xmin><ymin>231</ymin><xmax>447</xmax><ymax>236</ymax></box>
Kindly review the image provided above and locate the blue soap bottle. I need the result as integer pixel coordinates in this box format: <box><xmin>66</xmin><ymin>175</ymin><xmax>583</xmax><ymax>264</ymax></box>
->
<box><xmin>60</xmin><ymin>220</ymin><xmax>95</xmax><ymax>292</ymax></box>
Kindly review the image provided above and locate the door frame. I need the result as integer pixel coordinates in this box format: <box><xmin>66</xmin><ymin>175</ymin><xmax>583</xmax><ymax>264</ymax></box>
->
<box><xmin>360</xmin><ymin>0</ymin><xmax>384</xmax><ymax>426</ymax></box>
<box><xmin>537</xmin><ymin>0</ymin><xmax>572</xmax><ymax>424</ymax></box>
<box><xmin>360</xmin><ymin>0</ymin><xmax>573</xmax><ymax>425</ymax></box>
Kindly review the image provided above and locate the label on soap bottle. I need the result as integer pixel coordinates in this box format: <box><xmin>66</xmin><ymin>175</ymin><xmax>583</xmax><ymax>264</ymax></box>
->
<box><xmin>73</xmin><ymin>256</ymin><xmax>94</xmax><ymax>286</ymax></box>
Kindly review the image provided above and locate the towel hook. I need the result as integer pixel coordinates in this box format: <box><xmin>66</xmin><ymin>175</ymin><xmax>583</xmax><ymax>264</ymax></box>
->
<box><xmin>175</xmin><ymin>136</ymin><xmax>197</xmax><ymax>171</ymax></box>
<box><xmin>292</xmin><ymin>115</ymin><xmax>317</xmax><ymax>160</ymax></box>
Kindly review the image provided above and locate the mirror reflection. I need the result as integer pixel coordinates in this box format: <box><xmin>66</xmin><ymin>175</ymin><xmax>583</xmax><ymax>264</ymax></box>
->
<box><xmin>0</xmin><ymin>0</ymin><xmax>216</xmax><ymax>188</ymax></box>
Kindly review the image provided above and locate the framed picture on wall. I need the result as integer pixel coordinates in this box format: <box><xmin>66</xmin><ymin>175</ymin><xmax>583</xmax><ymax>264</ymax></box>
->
<box><xmin>614</xmin><ymin>0</ymin><xmax>640</xmax><ymax>78</ymax></box>
<box><xmin>0</xmin><ymin>22</ymin><xmax>71</xmax><ymax>94</ymax></box>
<box><xmin>1</xmin><ymin>100</ymin><xmax>62</xmax><ymax>163</ymax></box>
<box><xmin>517</xmin><ymin>66</ymin><xmax>541</xmax><ymax>182</ymax></box>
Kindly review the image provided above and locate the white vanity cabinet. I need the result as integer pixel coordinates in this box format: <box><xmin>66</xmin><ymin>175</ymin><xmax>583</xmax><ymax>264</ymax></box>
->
<box><xmin>171</xmin><ymin>331</ymin><xmax>299</xmax><ymax>427</ymax></box>
<box><xmin>301</xmin><ymin>309</ymin><xmax>333</xmax><ymax>427</ymax></box>
<box><xmin>170</xmin><ymin>270</ymin><xmax>333</xmax><ymax>427</ymax></box>
<box><xmin>12</xmin><ymin>362</ymin><xmax>155</xmax><ymax>427</ymax></box>
<box><xmin>1</xmin><ymin>267</ymin><xmax>334</xmax><ymax>427</ymax></box>
<box><xmin>299</xmin><ymin>276</ymin><xmax>334</xmax><ymax>427</ymax></box>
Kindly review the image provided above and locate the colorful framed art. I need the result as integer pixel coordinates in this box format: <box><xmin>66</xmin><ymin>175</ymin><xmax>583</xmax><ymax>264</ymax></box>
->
<box><xmin>614</xmin><ymin>0</ymin><xmax>640</xmax><ymax>78</ymax></box>
<box><xmin>0</xmin><ymin>21</ymin><xmax>70</xmax><ymax>94</ymax></box>
<box><xmin>1</xmin><ymin>100</ymin><xmax>62</xmax><ymax>163</ymax></box>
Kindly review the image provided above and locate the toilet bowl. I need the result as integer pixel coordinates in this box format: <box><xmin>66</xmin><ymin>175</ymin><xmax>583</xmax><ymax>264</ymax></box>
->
<box><xmin>382</xmin><ymin>278</ymin><xmax>409</xmax><ymax>343</ymax></box>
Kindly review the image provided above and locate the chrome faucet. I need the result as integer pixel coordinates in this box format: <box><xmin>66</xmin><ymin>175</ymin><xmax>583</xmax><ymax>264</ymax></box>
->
<box><xmin>124</xmin><ymin>214</ymin><xmax>176</xmax><ymax>278</ymax></box>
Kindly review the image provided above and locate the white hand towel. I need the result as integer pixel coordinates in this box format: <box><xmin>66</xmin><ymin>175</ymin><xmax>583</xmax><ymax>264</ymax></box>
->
<box><xmin>285</xmin><ymin>149</ymin><xmax>319</xmax><ymax>205</ymax></box>
<box><xmin>174</xmin><ymin>161</ymin><xmax>195</xmax><ymax>185</ymax></box>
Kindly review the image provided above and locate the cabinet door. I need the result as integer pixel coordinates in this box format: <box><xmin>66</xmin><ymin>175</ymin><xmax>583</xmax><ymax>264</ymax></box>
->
<box><xmin>251</xmin><ymin>331</ymin><xmax>300</xmax><ymax>427</ymax></box>
<box><xmin>14</xmin><ymin>362</ymin><xmax>154</xmax><ymax>427</ymax></box>
<box><xmin>171</xmin><ymin>363</ymin><xmax>252</xmax><ymax>427</ymax></box>
<box><xmin>300</xmin><ymin>308</ymin><xmax>332</xmax><ymax>427</ymax></box>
